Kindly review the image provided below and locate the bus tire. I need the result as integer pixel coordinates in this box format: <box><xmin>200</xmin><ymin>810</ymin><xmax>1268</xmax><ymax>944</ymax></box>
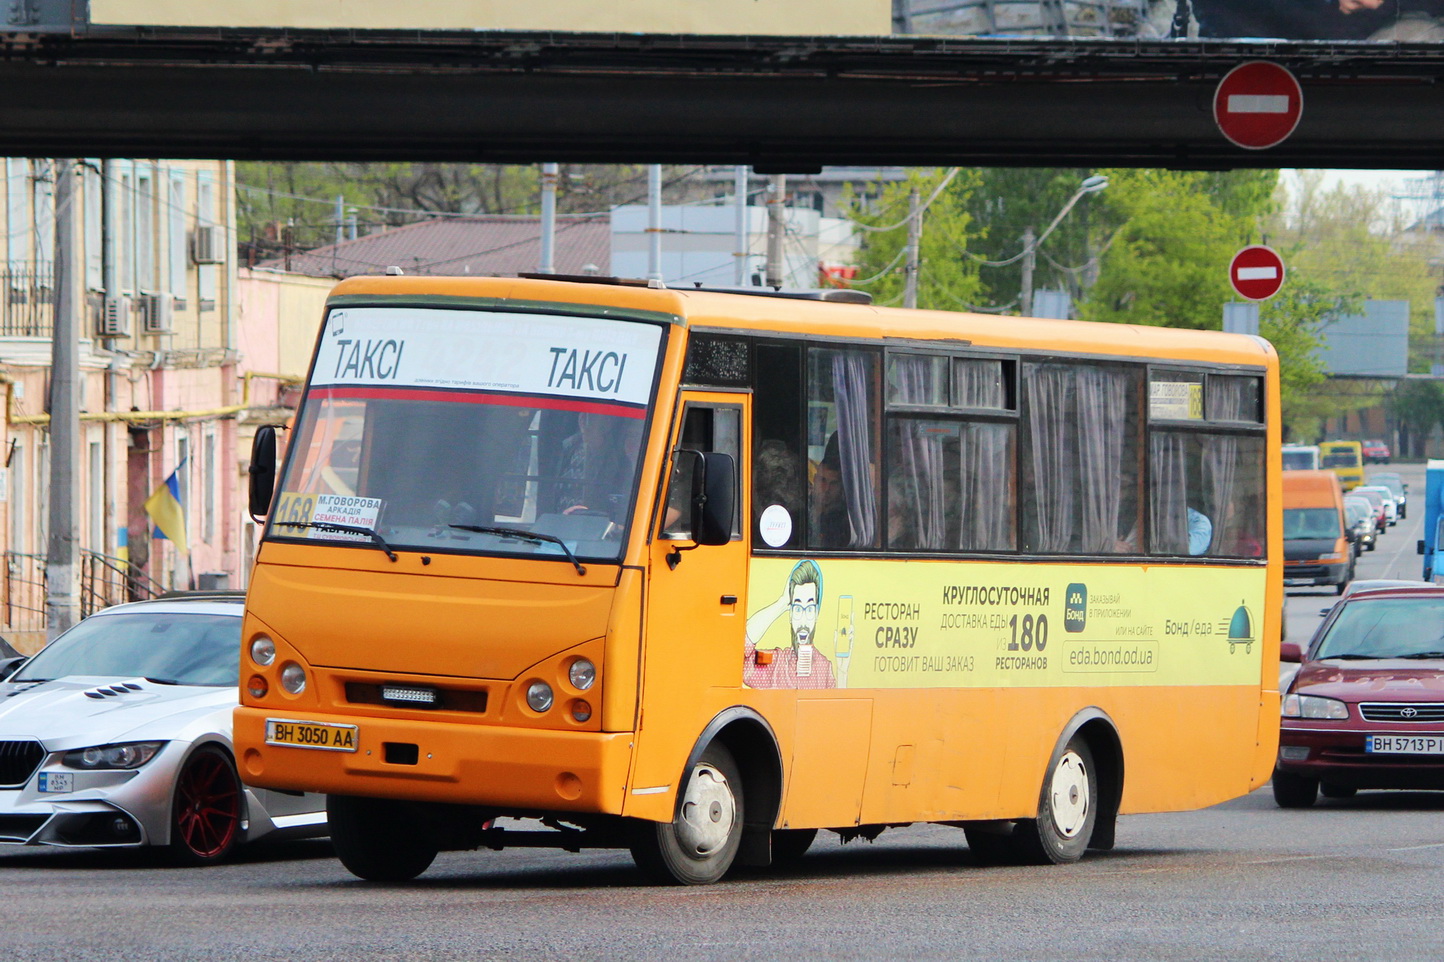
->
<box><xmin>770</xmin><ymin>828</ymin><xmax>817</xmax><ymax>866</ymax></box>
<box><xmin>1271</xmin><ymin>770</ymin><xmax>1318</xmax><ymax>808</ymax></box>
<box><xmin>1011</xmin><ymin>736</ymin><xmax>1098</xmax><ymax>865</ymax></box>
<box><xmin>630</xmin><ymin>742</ymin><xmax>743</xmax><ymax>885</ymax></box>
<box><xmin>327</xmin><ymin>794</ymin><xmax>439</xmax><ymax>882</ymax></box>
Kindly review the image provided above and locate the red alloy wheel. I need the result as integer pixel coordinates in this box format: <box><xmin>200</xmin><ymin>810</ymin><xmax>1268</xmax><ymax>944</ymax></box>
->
<box><xmin>171</xmin><ymin>747</ymin><xmax>241</xmax><ymax>863</ymax></box>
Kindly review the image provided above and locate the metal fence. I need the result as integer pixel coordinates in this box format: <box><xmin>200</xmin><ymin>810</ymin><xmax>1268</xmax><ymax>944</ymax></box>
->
<box><xmin>0</xmin><ymin>263</ymin><xmax>55</xmax><ymax>338</ymax></box>
<box><xmin>2</xmin><ymin>550</ymin><xmax>166</xmax><ymax>650</ymax></box>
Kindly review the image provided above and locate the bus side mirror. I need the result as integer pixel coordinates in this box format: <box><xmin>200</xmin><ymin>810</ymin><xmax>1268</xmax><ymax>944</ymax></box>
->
<box><xmin>690</xmin><ymin>451</ymin><xmax>736</xmax><ymax>546</ymax></box>
<box><xmin>249</xmin><ymin>425</ymin><xmax>279</xmax><ymax>519</ymax></box>
<box><xmin>1419</xmin><ymin>540</ymin><xmax>1427</xmax><ymax>555</ymax></box>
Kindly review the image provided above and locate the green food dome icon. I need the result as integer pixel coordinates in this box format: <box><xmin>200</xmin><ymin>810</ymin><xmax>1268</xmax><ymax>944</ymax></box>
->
<box><xmin>1228</xmin><ymin>602</ymin><xmax>1254</xmax><ymax>654</ymax></box>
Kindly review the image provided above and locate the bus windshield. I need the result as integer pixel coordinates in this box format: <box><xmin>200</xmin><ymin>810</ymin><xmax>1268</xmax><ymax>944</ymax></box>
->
<box><xmin>268</xmin><ymin>304</ymin><xmax>664</xmax><ymax>564</ymax></box>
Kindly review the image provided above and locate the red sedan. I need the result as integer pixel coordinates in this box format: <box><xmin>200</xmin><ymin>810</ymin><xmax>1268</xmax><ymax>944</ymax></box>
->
<box><xmin>1361</xmin><ymin>439</ymin><xmax>1391</xmax><ymax>464</ymax></box>
<box><xmin>1275</xmin><ymin>586</ymin><xmax>1444</xmax><ymax>807</ymax></box>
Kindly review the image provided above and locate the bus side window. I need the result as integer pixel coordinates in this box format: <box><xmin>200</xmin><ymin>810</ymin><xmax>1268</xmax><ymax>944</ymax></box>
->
<box><xmin>662</xmin><ymin>404</ymin><xmax>741</xmax><ymax>541</ymax></box>
<box><xmin>753</xmin><ymin>342</ymin><xmax>804</xmax><ymax>550</ymax></box>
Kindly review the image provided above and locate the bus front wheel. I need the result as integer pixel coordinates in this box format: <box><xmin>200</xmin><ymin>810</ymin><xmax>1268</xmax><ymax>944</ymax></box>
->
<box><xmin>327</xmin><ymin>794</ymin><xmax>439</xmax><ymax>882</ymax></box>
<box><xmin>630</xmin><ymin>743</ymin><xmax>743</xmax><ymax>885</ymax></box>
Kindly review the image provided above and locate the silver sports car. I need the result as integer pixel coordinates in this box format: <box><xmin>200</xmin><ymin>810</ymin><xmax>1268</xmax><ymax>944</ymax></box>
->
<box><xmin>0</xmin><ymin>592</ymin><xmax>326</xmax><ymax>864</ymax></box>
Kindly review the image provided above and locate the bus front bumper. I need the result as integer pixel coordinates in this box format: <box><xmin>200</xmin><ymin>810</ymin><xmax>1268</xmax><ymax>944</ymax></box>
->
<box><xmin>233</xmin><ymin>707</ymin><xmax>633</xmax><ymax>814</ymax></box>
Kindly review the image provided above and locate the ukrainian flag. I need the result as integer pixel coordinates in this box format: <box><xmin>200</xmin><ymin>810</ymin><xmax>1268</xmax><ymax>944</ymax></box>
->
<box><xmin>144</xmin><ymin>461</ymin><xmax>188</xmax><ymax>552</ymax></box>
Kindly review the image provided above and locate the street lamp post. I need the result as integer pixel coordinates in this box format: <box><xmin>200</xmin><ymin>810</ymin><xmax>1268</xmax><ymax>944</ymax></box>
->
<box><xmin>1020</xmin><ymin>174</ymin><xmax>1108</xmax><ymax>317</ymax></box>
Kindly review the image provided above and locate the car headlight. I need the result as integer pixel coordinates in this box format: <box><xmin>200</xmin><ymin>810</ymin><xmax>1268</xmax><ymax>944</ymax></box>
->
<box><xmin>61</xmin><ymin>741</ymin><xmax>165</xmax><ymax>770</ymax></box>
<box><xmin>1282</xmin><ymin>694</ymin><xmax>1349</xmax><ymax>720</ymax></box>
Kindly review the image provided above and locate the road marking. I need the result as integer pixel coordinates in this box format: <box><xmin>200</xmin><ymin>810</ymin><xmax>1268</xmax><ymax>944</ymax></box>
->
<box><xmin>1386</xmin><ymin>842</ymin><xmax>1444</xmax><ymax>852</ymax></box>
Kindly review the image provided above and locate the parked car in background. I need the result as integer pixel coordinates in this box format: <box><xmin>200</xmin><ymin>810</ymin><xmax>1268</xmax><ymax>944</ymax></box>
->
<box><xmin>1319</xmin><ymin>440</ymin><xmax>1365</xmax><ymax>491</ymax></box>
<box><xmin>1281</xmin><ymin>444</ymin><xmax>1321</xmax><ymax>471</ymax></box>
<box><xmin>1355</xmin><ymin>485</ymin><xmax>1398</xmax><ymax>527</ymax></box>
<box><xmin>1343</xmin><ymin>496</ymin><xmax>1377</xmax><ymax>553</ymax></box>
<box><xmin>1350</xmin><ymin>486</ymin><xmax>1389</xmax><ymax>533</ymax></box>
<box><xmin>1361</xmin><ymin>439</ymin><xmax>1391</xmax><ymax>464</ymax></box>
<box><xmin>0</xmin><ymin>593</ymin><xmax>327</xmax><ymax>863</ymax></box>
<box><xmin>1283</xmin><ymin>470</ymin><xmax>1354</xmax><ymax>594</ymax></box>
<box><xmin>1275</xmin><ymin>585</ymin><xmax>1444</xmax><ymax>807</ymax></box>
<box><xmin>1371</xmin><ymin>472</ymin><xmax>1407</xmax><ymax>519</ymax></box>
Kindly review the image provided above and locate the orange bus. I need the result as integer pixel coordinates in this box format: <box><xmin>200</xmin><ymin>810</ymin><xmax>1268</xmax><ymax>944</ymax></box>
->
<box><xmin>235</xmin><ymin>274</ymin><xmax>1281</xmax><ymax>884</ymax></box>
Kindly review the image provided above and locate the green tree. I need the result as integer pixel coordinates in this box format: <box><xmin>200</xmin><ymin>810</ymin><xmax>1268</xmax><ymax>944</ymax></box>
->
<box><xmin>961</xmin><ymin>168</ymin><xmax>1121</xmax><ymax>310</ymax></box>
<box><xmin>1077</xmin><ymin>169</ymin><xmax>1277</xmax><ymax>330</ymax></box>
<box><xmin>845</xmin><ymin>168</ymin><xmax>985</xmax><ymax>310</ymax></box>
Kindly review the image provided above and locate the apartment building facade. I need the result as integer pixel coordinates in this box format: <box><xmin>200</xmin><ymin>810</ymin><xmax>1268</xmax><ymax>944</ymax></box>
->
<box><xmin>0</xmin><ymin>158</ymin><xmax>288</xmax><ymax>651</ymax></box>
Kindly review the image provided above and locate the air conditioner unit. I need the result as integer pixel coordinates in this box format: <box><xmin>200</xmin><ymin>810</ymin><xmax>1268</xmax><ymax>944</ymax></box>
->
<box><xmin>190</xmin><ymin>225</ymin><xmax>224</xmax><ymax>265</ymax></box>
<box><xmin>139</xmin><ymin>292</ymin><xmax>175</xmax><ymax>334</ymax></box>
<box><xmin>98</xmin><ymin>295</ymin><xmax>131</xmax><ymax>337</ymax></box>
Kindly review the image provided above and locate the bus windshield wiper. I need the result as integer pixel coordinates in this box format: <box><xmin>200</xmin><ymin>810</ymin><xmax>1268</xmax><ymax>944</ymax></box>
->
<box><xmin>448</xmin><ymin>524</ymin><xmax>586</xmax><ymax>576</ymax></box>
<box><xmin>276</xmin><ymin>521</ymin><xmax>398</xmax><ymax>562</ymax></box>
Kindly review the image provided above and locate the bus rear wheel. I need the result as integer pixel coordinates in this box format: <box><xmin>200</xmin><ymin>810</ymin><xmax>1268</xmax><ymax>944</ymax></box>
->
<box><xmin>968</xmin><ymin>737</ymin><xmax>1097</xmax><ymax>866</ymax></box>
<box><xmin>631</xmin><ymin>743</ymin><xmax>743</xmax><ymax>885</ymax></box>
<box><xmin>328</xmin><ymin>794</ymin><xmax>439</xmax><ymax>881</ymax></box>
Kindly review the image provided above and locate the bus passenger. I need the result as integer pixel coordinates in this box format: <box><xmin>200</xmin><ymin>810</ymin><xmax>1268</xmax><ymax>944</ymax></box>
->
<box><xmin>811</xmin><ymin>434</ymin><xmax>850</xmax><ymax>547</ymax></box>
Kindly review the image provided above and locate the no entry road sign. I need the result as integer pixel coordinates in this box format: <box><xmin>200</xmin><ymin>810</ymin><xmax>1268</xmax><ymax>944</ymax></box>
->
<box><xmin>1230</xmin><ymin>245</ymin><xmax>1285</xmax><ymax>301</ymax></box>
<box><xmin>1213</xmin><ymin>62</ymin><xmax>1303</xmax><ymax>151</ymax></box>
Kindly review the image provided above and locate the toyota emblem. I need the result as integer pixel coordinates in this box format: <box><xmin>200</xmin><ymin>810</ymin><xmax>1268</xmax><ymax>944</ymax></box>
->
<box><xmin>1401</xmin><ymin>707</ymin><xmax>1418</xmax><ymax>718</ymax></box>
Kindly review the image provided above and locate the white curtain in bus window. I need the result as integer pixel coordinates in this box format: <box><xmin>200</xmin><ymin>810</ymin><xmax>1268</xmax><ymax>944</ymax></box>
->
<box><xmin>888</xmin><ymin>355</ymin><xmax>949</xmax><ymax>548</ymax></box>
<box><xmin>1151</xmin><ymin>432</ymin><xmax>1265</xmax><ymax>558</ymax></box>
<box><xmin>1206</xmin><ymin>374</ymin><xmax>1263</xmax><ymax>423</ymax></box>
<box><xmin>958</xmin><ymin>423</ymin><xmax>1015</xmax><ymax>551</ymax></box>
<box><xmin>952</xmin><ymin>358</ymin><xmax>1007</xmax><ymax>409</ymax></box>
<box><xmin>808</xmin><ymin>349</ymin><xmax>878</xmax><ymax>549</ymax></box>
<box><xmin>1023</xmin><ymin>364</ymin><xmax>1138</xmax><ymax>554</ymax></box>
<box><xmin>886</xmin><ymin>419</ymin><xmax>950</xmax><ymax>549</ymax></box>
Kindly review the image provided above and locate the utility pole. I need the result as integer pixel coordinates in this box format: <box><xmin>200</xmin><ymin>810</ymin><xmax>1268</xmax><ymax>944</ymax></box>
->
<box><xmin>903</xmin><ymin>188</ymin><xmax>921</xmax><ymax>309</ymax></box>
<box><xmin>1020</xmin><ymin>224</ymin><xmax>1036</xmax><ymax>316</ymax></box>
<box><xmin>733</xmin><ymin>166</ymin><xmax>749</xmax><ymax>285</ymax></box>
<box><xmin>765</xmin><ymin>174</ymin><xmax>786</xmax><ymax>289</ymax></box>
<box><xmin>646</xmin><ymin>164</ymin><xmax>663</xmax><ymax>283</ymax></box>
<box><xmin>539</xmin><ymin>163</ymin><xmax>558</xmax><ymax>274</ymax></box>
<box><xmin>47</xmin><ymin>159</ymin><xmax>80</xmax><ymax>639</ymax></box>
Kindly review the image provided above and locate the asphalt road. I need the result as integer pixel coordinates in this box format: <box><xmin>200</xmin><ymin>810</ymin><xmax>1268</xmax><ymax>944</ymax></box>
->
<box><xmin>5</xmin><ymin>463</ymin><xmax>1438</xmax><ymax>962</ymax></box>
<box><xmin>4</xmin><ymin>788</ymin><xmax>1443</xmax><ymax>962</ymax></box>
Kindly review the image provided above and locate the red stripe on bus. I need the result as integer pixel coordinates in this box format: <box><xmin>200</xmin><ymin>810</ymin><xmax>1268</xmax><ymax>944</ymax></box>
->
<box><xmin>310</xmin><ymin>385</ymin><xmax>646</xmax><ymax>418</ymax></box>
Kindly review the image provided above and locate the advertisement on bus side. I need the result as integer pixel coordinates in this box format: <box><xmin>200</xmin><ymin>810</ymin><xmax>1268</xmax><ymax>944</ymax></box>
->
<box><xmin>743</xmin><ymin>557</ymin><xmax>1267</xmax><ymax>690</ymax></box>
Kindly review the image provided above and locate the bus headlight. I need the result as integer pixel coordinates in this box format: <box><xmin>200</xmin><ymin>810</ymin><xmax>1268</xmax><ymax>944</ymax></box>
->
<box><xmin>526</xmin><ymin>681</ymin><xmax>554</xmax><ymax>713</ymax></box>
<box><xmin>568</xmin><ymin>658</ymin><xmax>596</xmax><ymax>691</ymax></box>
<box><xmin>279</xmin><ymin>662</ymin><xmax>308</xmax><ymax>695</ymax></box>
<box><xmin>250</xmin><ymin>635</ymin><xmax>276</xmax><ymax>667</ymax></box>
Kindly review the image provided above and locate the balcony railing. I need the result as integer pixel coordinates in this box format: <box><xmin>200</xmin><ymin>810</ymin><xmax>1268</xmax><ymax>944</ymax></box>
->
<box><xmin>0</xmin><ymin>262</ymin><xmax>56</xmax><ymax>338</ymax></box>
<box><xmin>2</xmin><ymin>550</ymin><xmax>167</xmax><ymax>651</ymax></box>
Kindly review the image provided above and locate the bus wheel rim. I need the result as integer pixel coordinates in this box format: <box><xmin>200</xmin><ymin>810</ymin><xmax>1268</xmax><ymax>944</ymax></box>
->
<box><xmin>1049</xmin><ymin>750</ymin><xmax>1090</xmax><ymax>839</ymax></box>
<box><xmin>675</xmin><ymin>762</ymin><xmax>735</xmax><ymax>858</ymax></box>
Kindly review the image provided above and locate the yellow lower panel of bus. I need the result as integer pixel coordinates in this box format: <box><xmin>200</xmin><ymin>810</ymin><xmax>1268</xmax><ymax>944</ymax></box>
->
<box><xmin>233</xmin><ymin>706</ymin><xmax>633</xmax><ymax>813</ymax></box>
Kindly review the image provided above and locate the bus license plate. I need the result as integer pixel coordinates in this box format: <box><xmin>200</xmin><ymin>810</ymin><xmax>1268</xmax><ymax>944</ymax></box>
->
<box><xmin>1366</xmin><ymin>735</ymin><xmax>1444</xmax><ymax>755</ymax></box>
<box><xmin>265</xmin><ymin>718</ymin><xmax>359</xmax><ymax>752</ymax></box>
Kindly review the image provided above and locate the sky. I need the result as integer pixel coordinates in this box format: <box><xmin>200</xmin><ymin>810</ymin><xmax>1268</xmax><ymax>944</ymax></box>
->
<box><xmin>1283</xmin><ymin>169</ymin><xmax>1441</xmax><ymax>226</ymax></box>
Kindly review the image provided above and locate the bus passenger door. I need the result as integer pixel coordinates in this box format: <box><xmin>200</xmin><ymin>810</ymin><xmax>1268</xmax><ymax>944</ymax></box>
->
<box><xmin>627</xmin><ymin>394</ymin><xmax>749</xmax><ymax>819</ymax></box>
